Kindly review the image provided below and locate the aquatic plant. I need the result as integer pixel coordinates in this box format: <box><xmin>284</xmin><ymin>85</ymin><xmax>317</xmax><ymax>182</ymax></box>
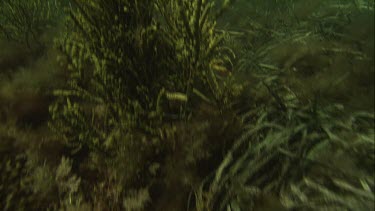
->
<box><xmin>50</xmin><ymin>0</ymin><xmax>236</xmax><ymax>155</ymax></box>
<box><xmin>47</xmin><ymin>1</ymin><xmax>237</xmax><ymax>209</ymax></box>
<box><xmin>193</xmin><ymin>68</ymin><xmax>375</xmax><ymax>211</ymax></box>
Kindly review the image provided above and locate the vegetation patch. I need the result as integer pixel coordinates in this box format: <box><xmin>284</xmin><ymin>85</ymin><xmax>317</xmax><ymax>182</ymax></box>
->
<box><xmin>0</xmin><ymin>0</ymin><xmax>373</xmax><ymax>210</ymax></box>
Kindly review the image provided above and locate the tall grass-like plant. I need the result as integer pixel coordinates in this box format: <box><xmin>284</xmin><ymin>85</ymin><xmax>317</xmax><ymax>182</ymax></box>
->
<box><xmin>50</xmin><ymin>0</ymin><xmax>235</xmax><ymax>155</ymax></box>
<box><xmin>51</xmin><ymin>0</ymin><xmax>171</xmax><ymax>155</ymax></box>
<box><xmin>155</xmin><ymin>0</ymin><xmax>236</xmax><ymax>105</ymax></box>
<box><xmin>48</xmin><ymin>1</ymin><xmax>237</xmax><ymax>209</ymax></box>
<box><xmin>193</xmin><ymin>69</ymin><xmax>375</xmax><ymax>211</ymax></box>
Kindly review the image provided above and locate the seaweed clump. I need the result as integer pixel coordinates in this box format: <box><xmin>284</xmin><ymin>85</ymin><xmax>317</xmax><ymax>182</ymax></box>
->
<box><xmin>48</xmin><ymin>0</ymin><xmax>238</xmax><ymax>209</ymax></box>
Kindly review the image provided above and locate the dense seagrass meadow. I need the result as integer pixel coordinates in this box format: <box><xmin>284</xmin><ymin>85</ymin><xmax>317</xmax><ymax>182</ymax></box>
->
<box><xmin>0</xmin><ymin>0</ymin><xmax>374</xmax><ymax>210</ymax></box>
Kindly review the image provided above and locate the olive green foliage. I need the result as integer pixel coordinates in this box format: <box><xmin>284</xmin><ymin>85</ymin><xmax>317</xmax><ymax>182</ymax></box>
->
<box><xmin>223</xmin><ymin>0</ymin><xmax>374</xmax><ymax>112</ymax></box>
<box><xmin>48</xmin><ymin>0</ymin><xmax>236</xmax><ymax>209</ymax></box>
<box><xmin>191</xmin><ymin>1</ymin><xmax>375</xmax><ymax>209</ymax></box>
<box><xmin>155</xmin><ymin>0</ymin><xmax>235</xmax><ymax>104</ymax></box>
<box><xmin>51</xmin><ymin>0</ymin><xmax>167</xmax><ymax>154</ymax></box>
<box><xmin>0</xmin><ymin>138</ymin><xmax>30</xmax><ymax>211</ymax></box>
<box><xmin>0</xmin><ymin>0</ymin><xmax>62</xmax><ymax>51</ymax></box>
<box><xmin>0</xmin><ymin>125</ymin><xmax>82</xmax><ymax>210</ymax></box>
<box><xmin>1</xmin><ymin>0</ymin><xmax>373</xmax><ymax>210</ymax></box>
<box><xmin>194</xmin><ymin>73</ymin><xmax>375</xmax><ymax>211</ymax></box>
<box><xmin>50</xmin><ymin>0</ymin><xmax>234</xmax><ymax>154</ymax></box>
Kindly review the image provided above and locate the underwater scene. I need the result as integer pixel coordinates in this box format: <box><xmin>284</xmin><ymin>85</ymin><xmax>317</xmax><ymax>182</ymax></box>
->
<box><xmin>0</xmin><ymin>0</ymin><xmax>374</xmax><ymax>210</ymax></box>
